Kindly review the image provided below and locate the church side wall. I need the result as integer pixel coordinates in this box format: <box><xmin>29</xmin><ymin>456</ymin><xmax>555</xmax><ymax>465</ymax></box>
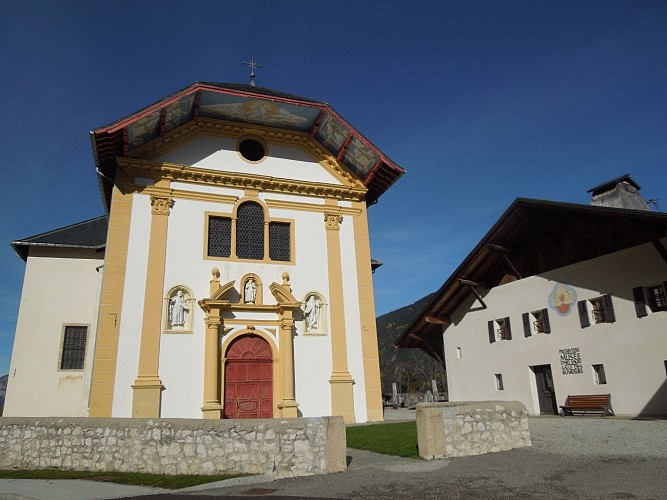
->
<box><xmin>4</xmin><ymin>248</ymin><xmax>104</xmax><ymax>417</ymax></box>
<box><xmin>444</xmin><ymin>240</ymin><xmax>667</xmax><ymax>416</ymax></box>
<box><xmin>339</xmin><ymin>214</ymin><xmax>367</xmax><ymax>423</ymax></box>
<box><xmin>111</xmin><ymin>194</ymin><xmax>151</xmax><ymax>417</ymax></box>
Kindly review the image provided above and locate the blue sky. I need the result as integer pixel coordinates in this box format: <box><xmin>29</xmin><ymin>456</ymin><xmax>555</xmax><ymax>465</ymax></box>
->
<box><xmin>1</xmin><ymin>1</ymin><xmax>665</xmax><ymax>375</ymax></box>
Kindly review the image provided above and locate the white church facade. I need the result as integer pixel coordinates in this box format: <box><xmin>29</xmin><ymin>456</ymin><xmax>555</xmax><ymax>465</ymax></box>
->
<box><xmin>5</xmin><ymin>82</ymin><xmax>404</xmax><ymax>423</ymax></box>
<box><xmin>399</xmin><ymin>177</ymin><xmax>667</xmax><ymax>417</ymax></box>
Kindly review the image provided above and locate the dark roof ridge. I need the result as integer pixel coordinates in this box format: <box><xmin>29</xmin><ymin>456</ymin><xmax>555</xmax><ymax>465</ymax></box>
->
<box><xmin>93</xmin><ymin>81</ymin><xmax>328</xmax><ymax>134</ymax></box>
<box><xmin>12</xmin><ymin>215</ymin><xmax>107</xmax><ymax>244</ymax></box>
<box><xmin>11</xmin><ymin>215</ymin><xmax>108</xmax><ymax>261</ymax></box>
<box><xmin>587</xmin><ymin>174</ymin><xmax>639</xmax><ymax>195</ymax></box>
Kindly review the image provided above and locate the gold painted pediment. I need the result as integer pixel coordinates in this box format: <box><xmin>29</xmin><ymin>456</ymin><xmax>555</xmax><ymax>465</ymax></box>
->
<box><xmin>210</xmin><ymin>280</ymin><xmax>236</xmax><ymax>301</ymax></box>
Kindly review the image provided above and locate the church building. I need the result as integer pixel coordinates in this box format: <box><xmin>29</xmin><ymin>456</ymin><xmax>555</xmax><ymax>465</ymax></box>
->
<box><xmin>5</xmin><ymin>82</ymin><xmax>404</xmax><ymax>423</ymax></box>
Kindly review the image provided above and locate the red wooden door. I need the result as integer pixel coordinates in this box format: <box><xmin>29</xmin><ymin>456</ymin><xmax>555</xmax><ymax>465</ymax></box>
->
<box><xmin>224</xmin><ymin>335</ymin><xmax>273</xmax><ymax>419</ymax></box>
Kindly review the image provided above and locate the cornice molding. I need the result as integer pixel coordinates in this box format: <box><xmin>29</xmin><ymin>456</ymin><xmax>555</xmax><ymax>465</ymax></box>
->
<box><xmin>265</xmin><ymin>198</ymin><xmax>360</xmax><ymax>216</ymax></box>
<box><xmin>118</xmin><ymin>157</ymin><xmax>367</xmax><ymax>202</ymax></box>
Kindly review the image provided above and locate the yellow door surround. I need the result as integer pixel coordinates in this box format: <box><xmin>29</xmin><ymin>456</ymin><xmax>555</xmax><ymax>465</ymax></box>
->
<box><xmin>198</xmin><ymin>269</ymin><xmax>302</xmax><ymax>419</ymax></box>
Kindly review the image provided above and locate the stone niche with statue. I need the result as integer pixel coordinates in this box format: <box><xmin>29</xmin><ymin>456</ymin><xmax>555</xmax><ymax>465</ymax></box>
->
<box><xmin>163</xmin><ymin>285</ymin><xmax>195</xmax><ymax>334</ymax></box>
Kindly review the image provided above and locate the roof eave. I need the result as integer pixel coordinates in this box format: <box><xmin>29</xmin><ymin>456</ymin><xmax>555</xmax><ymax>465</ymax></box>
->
<box><xmin>395</xmin><ymin>198</ymin><xmax>667</xmax><ymax>349</ymax></box>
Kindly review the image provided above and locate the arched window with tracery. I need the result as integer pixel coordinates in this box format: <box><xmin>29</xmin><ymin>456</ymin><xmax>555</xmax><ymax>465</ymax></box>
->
<box><xmin>236</xmin><ymin>202</ymin><xmax>265</xmax><ymax>260</ymax></box>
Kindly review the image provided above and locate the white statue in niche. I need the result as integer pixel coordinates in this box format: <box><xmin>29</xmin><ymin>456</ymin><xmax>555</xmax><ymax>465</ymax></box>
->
<box><xmin>169</xmin><ymin>290</ymin><xmax>189</xmax><ymax>328</ymax></box>
<box><xmin>244</xmin><ymin>278</ymin><xmax>257</xmax><ymax>304</ymax></box>
<box><xmin>305</xmin><ymin>294</ymin><xmax>322</xmax><ymax>332</ymax></box>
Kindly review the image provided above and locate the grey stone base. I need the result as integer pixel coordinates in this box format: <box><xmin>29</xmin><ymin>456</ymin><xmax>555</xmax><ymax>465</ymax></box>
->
<box><xmin>416</xmin><ymin>401</ymin><xmax>531</xmax><ymax>460</ymax></box>
<box><xmin>0</xmin><ymin>416</ymin><xmax>346</xmax><ymax>479</ymax></box>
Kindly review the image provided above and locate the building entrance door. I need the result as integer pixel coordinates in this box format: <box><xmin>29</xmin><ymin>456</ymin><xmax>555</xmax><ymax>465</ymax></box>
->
<box><xmin>532</xmin><ymin>364</ymin><xmax>558</xmax><ymax>415</ymax></box>
<box><xmin>224</xmin><ymin>335</ymin><xmax>273</xmax><ymax>419</ymax></box>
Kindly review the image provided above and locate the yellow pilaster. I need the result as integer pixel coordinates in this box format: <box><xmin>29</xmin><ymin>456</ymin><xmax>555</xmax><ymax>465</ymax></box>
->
<box><xmin>202</xmin><ymin>311</ymin><xmax>223</xmax><ymax>419</ymax></box>
<box><xmin>352</xmin><ymin>200</ymin><xmax>384</xmax><ymax>421</ymax></box>
<box><xmin>324</xmin><ymin>209</ymin><xmax>356</xmax><ymax>424</ymax></box>
<box><xmin>89</xmin><ymin>171</ymin><xmax>133</xmax><ymax>417</ymax></box>
<box><xmin>278</xmin><ymin>310</ymin><xmax>298</xmax><ymax>417</ymax></box>
<box><xmin>131</xmin><ymin>194</ymin><xmax>172</xmax><ymax>418</ymax></box>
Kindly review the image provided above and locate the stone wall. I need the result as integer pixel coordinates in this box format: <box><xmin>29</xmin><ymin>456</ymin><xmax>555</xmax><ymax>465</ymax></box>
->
<box><xmin>0</xmin><ymin>416</ymin><xmax>346</xmax><ymax>479</ymax></box>
<box><xmin>416</xmin><ymin>401</ymin><xmax>531</xmax><ymax>460</ymax></box>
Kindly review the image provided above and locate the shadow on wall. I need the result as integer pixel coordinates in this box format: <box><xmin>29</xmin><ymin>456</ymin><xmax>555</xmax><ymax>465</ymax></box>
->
<box><xmin>638</xmin><ymin>378</ymin><xmax>667</xmax><ymax>417</ymax></box>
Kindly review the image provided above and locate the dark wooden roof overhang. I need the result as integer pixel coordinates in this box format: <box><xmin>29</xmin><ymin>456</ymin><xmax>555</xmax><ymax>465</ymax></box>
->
<box><xmin>396</xmin><ymin>199</ymin><xmax>667</xmax><ymax>359</ymax></box>
<box><xmin>91</xmin><ymin>82</ymin><xmax>405</xmax><ymax>213</ymax></box>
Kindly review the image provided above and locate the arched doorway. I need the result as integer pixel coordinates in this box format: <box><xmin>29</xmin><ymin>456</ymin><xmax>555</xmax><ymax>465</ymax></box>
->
<box><xmin>223</xmin><ymin>335</ymin><xmax>273</xmax><ymax>419</ymax></box>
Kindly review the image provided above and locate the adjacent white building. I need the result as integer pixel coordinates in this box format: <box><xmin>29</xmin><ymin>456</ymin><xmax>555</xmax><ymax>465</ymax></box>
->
<box><xmin>399</xmin><ymin>176</ymin><xmax>667</xmax><ymax>417</ymax></box>
<box><xmin>5</xmin><ymin>82</ymin><xmax>404</xmax><ymax>423</ymax></box>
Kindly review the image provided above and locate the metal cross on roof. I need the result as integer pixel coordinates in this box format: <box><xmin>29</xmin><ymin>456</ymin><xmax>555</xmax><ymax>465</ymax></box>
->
<box><xmin>243</xmin><ymin>56</ymin><xmax>262</xmax><ymax>87</ymax></box>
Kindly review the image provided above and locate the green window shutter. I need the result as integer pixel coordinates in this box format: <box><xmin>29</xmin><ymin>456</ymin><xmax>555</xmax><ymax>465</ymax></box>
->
<box><xmin>578</xmin><ymin>300</ymin><xmax>590</xmax><ymax>328</ymax></box>
<box><xmin>541</xmin><ymin>308</ymin><xmax>551</xmax><ymax>334</ymax></box>
<box><xmin>632</xmin><ymin>287</ymin><xmax>648</xmax><ymax>318</ymax></box>
<box><xmin>522</xmin><ymin>313</ymin><xmax>531</xmax><ymax>337</ymax></box>
<box><xmin>504</xmin><ymin>317</ymin><xmax>512</xmax><ymax>340</ymax></box>
<box><xmin>602</xmin><ymin>294</ymin><xmax>616</xmax><ymax>323</ymax></box>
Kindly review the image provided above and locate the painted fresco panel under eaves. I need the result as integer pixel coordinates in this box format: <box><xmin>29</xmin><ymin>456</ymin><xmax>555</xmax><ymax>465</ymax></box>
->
<box><xmin>316</xmin><ymin>114</ymin><xmax>378</xmax><ymax>179</ymax></box>
<box><xmin>198</xmin><ymin>92</ymin><xmax>319</xmax><ymax>131</ymax></box>
<box><xmin>126</xmin><ymin>93</ymin><xmax>197</xmax><ymax>149</ymax></box>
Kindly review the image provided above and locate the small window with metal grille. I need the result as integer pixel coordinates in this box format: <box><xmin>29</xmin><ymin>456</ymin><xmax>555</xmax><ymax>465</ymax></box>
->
<box><xmin>578</xmin><ymin>295</ymin><xmax>615</xmax><ymax>327</ymax></box>
<box><xmin>269</xmin><ymin>222</ymin><xmax>291</xmax><ymax>262</ymax></box>
<box><xmin>488</xmin><ymin>317</ymin><xmax>511</xmax><ymax>343</ymax></box>
<box><xmin>237</xmin><ymin>202</ymin><xmax>265</xmax><ymax>260</ymax></box>
<box><xmin>206</xmin><ymin>203</ymin><xmax>293</xmax><ymax>263</ymax></box>
<box><xmin>632</xmin><ymin>284</ymin><xmax>667</xmax><ymax>317</ymax></box>
<box><xmin>647</xmin><ymin>285</ymin><xmax>667</xmax><ymax>312</ymax></box>
<box><xmin>60</xmin><ymin>325</ymin><xmax>88</xmax><ymax>370</ymax></box>
<box><xmin>208</xmin><ymin>216</ymin><xmax>232</xmax><ymax>257</ymax></box>
<box><xmin>522</xmin><ymin>309</ymin><xmax>551</xmax><ymax>336</ymax></box>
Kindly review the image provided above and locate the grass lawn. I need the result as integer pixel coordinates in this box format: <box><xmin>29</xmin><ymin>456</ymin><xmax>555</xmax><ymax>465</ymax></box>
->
<box><xmin>0</xmin><ymin>469</ymin><xmax>245</xmax><ymax>489</ymax></box>
<box><xmin>346</xmin><ymin>421</ymin><xmax>419</xmax><ymax>458</ymax></box>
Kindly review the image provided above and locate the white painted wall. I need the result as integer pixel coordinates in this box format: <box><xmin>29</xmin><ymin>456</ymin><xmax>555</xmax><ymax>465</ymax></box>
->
<box><xmin>444</xmin><ymin>239</ymin><xmax>667</xmax><ymax>416</ymax></box>
<box><xmin>156</xmin><ymin>136</ymin><xmax>342</xmax><ymax>185</ymax></box>
<box><xmin>4</xmin><ymin>247</ymin><xmax>104</xmax><ymax>417</ymax></box>
<box><xmin>339</xmin><ymin>215</ymin><xmax>367</xmax><ymax>423</ymax></box>
<box><xmin>115</xmin><ymin>188</ymin><xmax>346</xmax><ymax>419</ymax></box>
<box><xmin>111</xmin><ymin>194</ymin><xmax>151</xmax><ymax>417</ymax></box>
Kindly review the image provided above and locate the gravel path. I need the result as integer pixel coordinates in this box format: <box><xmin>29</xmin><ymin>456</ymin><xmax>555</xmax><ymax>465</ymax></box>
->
<box><xmin>528</xmin><ymin>416</ymin><xmax>667</xmax><ymax>458</ymax></box>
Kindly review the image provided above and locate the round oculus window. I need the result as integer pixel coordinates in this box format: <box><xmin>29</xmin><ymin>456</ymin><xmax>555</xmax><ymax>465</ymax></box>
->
<box><xmin>239</xmin><ymin>138</ymin><xmax>266</xmax><ymax>162</ymax></box>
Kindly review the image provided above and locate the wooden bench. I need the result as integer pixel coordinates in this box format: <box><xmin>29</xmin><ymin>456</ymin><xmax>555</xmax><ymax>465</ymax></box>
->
<box><xmin>560</xmin><ymin>394</ymin><xmax>613</xmax><ymax>417</ymax></box>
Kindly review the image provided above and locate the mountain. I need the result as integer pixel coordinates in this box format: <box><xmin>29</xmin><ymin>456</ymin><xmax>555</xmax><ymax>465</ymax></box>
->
<box><xmin>375</xmin><ymin>294</ymin><xmax>447</xmax><ymax>395</ymax></box>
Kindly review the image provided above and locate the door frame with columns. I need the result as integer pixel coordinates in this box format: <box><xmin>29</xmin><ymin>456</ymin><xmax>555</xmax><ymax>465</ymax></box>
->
<box><xmin>198</xmin><ymin>268</ymin><xmax>301</xmax><ymax>419</ymax></box>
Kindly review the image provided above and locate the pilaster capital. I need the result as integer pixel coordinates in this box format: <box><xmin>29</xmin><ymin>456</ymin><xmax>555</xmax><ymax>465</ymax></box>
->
<box><xmin>280</xmin><ymin>318</ymin><xmax>295</xmax><ymax>330</ymax></box>
<box><xmin>150</xmin><ymin>195</ymin><xmax>174</xmax><ymax>216</ymax></box>
<box><xmin>324</xmin><ymin>213</ymin><xmax>343</xmax><ymax>231</ymax></box>
<box><xmin>206</xmin><ymin>317</ymin><xmax>222</xmax><ymax>329</ymax></box>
